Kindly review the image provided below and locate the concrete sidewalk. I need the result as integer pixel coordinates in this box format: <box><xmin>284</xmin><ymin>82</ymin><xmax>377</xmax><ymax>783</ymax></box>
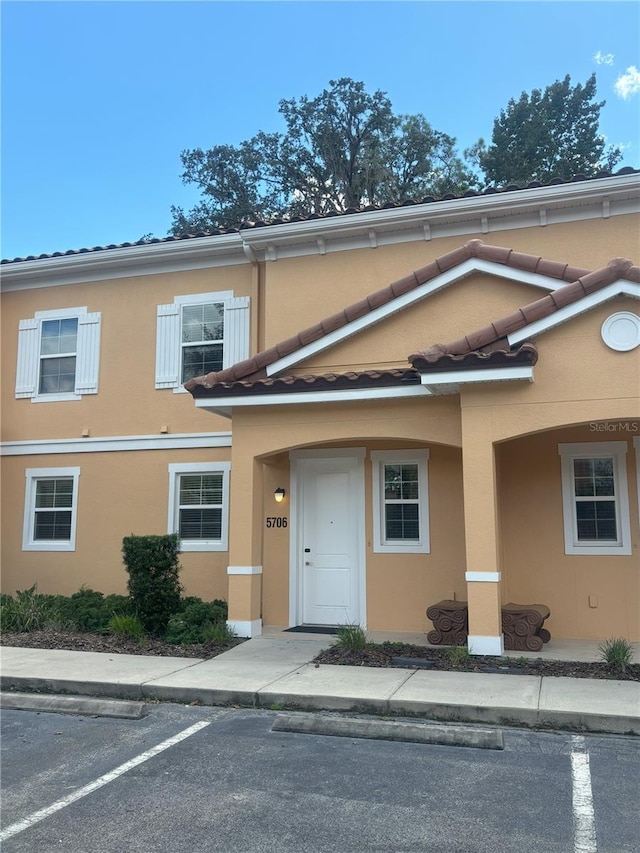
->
<box><xmin>1</xmin><ymin>635</ymin><xmax>639</xmax><ymax>735</ymax></box>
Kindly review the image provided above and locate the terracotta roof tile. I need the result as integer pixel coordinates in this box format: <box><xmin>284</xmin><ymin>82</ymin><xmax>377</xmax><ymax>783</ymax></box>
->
<box><xmin>474</xmin><ymin>243</ymin><xmax>513</xmax><ymax>265</ymax></box>
<box><xmin>409</xmin><ymin>255</ymin><xmax>638</xmax><ymax>369</ymax></box>
<box><xmin>188</xmin><ymin>367</ymin><xmax>419</xmax><ymax>398</ymax></box>
<box><xmin>390</xmin><ymin>272</ymin><xmax>421</xmax><ymax>297</ymax></box>
<box><xmin>410</xmin><ymin>342</ymin><xmax>538</xmax><ymax>372</ymax></box>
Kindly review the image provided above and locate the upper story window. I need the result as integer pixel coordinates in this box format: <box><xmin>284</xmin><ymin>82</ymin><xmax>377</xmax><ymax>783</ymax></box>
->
<box><xmin>371</xmin><ymin>450</ymin><xmax>430</xmax><ymax>554</ymax></box>
<box><xmin>15</xmin><ymin>307</ymin><xmax>101</xmax><ymax>402</ymax></box>
<box><xmin>155</xmin><ymin>291</ymin><xmax>249</xmax><ymax>392</ymax></box>
<box><xmin>559</xmin><ymin>441</ymin><xmax>632</xmax><ymax>555</ymax></box>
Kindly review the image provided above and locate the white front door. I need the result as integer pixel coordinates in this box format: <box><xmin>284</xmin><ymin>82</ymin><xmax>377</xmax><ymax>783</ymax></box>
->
<box><xmin>295</xmin><ymin>453</ymin><xmax>364</xmax><ymax>626</ymax></box>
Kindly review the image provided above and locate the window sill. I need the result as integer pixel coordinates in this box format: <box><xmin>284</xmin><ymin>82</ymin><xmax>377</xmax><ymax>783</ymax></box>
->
<box><xmin>179</xmin><ymin>541</ymin><xmax>227</xmax><ymax>552</ymax></box>
<box><xmin>373</xmin><ymin>543</ymin><xmax>430</xmax><ymax>554</ymax></box>
<box><xmin>565</xmin><ymin>543</ymin><xmax>632</xmax><ymax>556</ymax></box>
<box><xmin>31</xmin><ymin>393</ymin><xmax>82</xmax><ymax>404</ymax></box>
<box><xmin>23</xmin><ymin>541</ymin><xmax>76</xmax><ymax>552</ymax></box>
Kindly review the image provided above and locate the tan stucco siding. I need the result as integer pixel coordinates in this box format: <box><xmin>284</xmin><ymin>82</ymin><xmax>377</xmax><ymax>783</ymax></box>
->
<box><xmin>293</xmin><ymin>275</ymin><xmax>543</xmax><ymax>374</ymax></box>
<box><xmin>498</xmin><ymin>428</ymin><xmax>639</xmax><ymax>640</ymax></box>
<box><xmin>1</xmin><ymin>265</ymin><xmax>251</xmax><ymax>442</ymax></box>
<box><xmin>1</xmin><ymin>448</ymin><xmax>232</xmax><ymax>600</ymax></box>
<box><xmin>261</xmin><ymin>215</ymin><xmax>640</xmax><ymax>349</ymax></box>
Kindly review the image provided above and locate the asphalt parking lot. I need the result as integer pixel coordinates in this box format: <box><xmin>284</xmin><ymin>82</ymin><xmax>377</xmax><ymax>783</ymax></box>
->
<box><xmin>2</xmin><ymin>703</ymin><xmax>639</xmax><ymax>852</ymax></box>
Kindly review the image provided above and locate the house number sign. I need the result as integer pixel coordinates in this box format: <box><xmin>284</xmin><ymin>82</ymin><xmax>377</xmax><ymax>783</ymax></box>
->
<box><xmin>265</xmin><ymin>517</ymin><xmax>288</xmax><ymax>528</ymax></box>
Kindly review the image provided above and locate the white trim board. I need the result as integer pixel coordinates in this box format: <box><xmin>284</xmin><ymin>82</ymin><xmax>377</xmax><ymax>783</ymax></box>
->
<box><xmin>195</xmin><ymin>384</ymin><xmax>431</xmax><ymax>417</ymax></box>
<box><xmin>421</xmin><ymin>366</ymin><xmax>533</xmax><ymax>387</ymax></box>
<box><xmin>4</xmin><ymin>174</ymin><xmax>638</xmax><ymax>291</ymax></box>
<box><xmin>508</xmin><ymin>280</ymin><xmax>640</xmax><ymax>346</ymax></box>
<box><xmin>266</xmin><ymin>258</ymin><xmax>563</xmax><ymax>378</ymax></box>
<box><xmin>1</xmin><ymin>432</ymin><xmax>232</xmax><ymax>456</ymax></box>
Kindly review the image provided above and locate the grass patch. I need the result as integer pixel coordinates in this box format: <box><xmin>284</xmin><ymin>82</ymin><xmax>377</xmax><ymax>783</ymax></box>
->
<box><xmin>598</xmin><ymin>637</ymin><xmax>634</xmax><ymax>673</ymax></box>
<box><xmin>335</xmin><ymin>624</ymin><xmax>368</xmax><ymax>650</ymax></box>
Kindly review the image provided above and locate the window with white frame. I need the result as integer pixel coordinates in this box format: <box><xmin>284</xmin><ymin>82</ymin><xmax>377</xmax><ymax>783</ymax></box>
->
<box><xmin>22</xmin><ymin>467</ymin><xmax>80</xmax><ymax>551</ymax></box>
<box><xmin>15</xmin><ymin>307</ymin><xmax>101</xmax><ymax>402</ymax></box>
<box><xmin>559</xmin><ymin>442</ymin><xmax>632</xmax><ymax>555</ymax></box>
<box><xmin>371</xmin><ymin>450</ymin><xmax>430</xmax><ymax>553</ymax></box>
<box><xmin>167</xmin><ymin>462</ymin><xmax>230</xmax><ymax>551</ymax></box>
<box><xmin>156</xmin><ymin>291</ymin><xmax>249</xmax><ymax>391</ymax></box>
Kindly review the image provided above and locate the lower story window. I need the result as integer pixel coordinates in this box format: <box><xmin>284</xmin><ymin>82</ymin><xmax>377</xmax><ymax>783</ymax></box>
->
<box><xmin>559</xmin><ymin>441</ymin><xmax>632</xmax><ymax>555</ymax></box>
<box><xmin>168</xmin><ymin>462</ymin><xmax>230</xmax><ymax>551</ymax></box>
<box><xmin>22</xmin><ymin>467</ymin><xmax>80</xmax><ymax>551</ymax></box>
<box><xmin>371</xmin><ymin>450</ymin><xmax>430</xmax><ymax>554</ymax></box>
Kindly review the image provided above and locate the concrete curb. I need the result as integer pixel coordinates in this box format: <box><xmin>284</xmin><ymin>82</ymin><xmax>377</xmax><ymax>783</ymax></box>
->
<box><xmin>2</xmin><ymin>675</ymin><xmax>637</xmax><ymax>735</ymax></box>
<box><xmin>0</xmin><ymin>691</ymin><xmax>146</xmax><ymax>719</ymax></box>
<box><xmin>271</xmin><ymin>713</ymin><xmax>505</xmax><ymax>749</ymax></box>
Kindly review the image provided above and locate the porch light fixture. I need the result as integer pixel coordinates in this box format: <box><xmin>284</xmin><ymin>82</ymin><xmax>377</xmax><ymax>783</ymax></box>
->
<box><xmin>274</xmin><ymin>487</ymin><xmax>286</xmax><ymax>503</ymax></box>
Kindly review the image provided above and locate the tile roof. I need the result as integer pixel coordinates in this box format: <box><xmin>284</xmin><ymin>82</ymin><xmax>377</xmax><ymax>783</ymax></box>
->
<box><xmin>187</xmin><ymin>240</ymin><xmax>638</xmax><ymax>400</ymax></box>
<box><xmin>187</xmin><ymin>238</ymin><xmax>636</xmax><ymax>393</ymax></box>
<box><xmin>187</xmin><ymin>368</ymin><xmax>419</xmax><ymax>399</ymax></box>
<box><xmin>409</xmin><ymin>257</ymin><xmax>640</xmax><ymax>366</ymax></box>
<box><xmin>2</xmin><ymin>168</ymin><xmax>637</xmax><ymax>265</ymax></box>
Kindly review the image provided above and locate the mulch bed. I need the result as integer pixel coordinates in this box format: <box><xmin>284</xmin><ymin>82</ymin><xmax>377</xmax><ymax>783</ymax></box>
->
<box><xmin>0</xmin><ymin>629</ymin><xmax>241</xmax><ymax>659</ymax></box>
<box><xmin>2</xmin><ymin>630</ymin><xmax>638</xmax><ymax>681</ymax></box>
<box><xmin>314</xmin><ymin>643</ymin><xmax>640</xmax><ymax>681</ymax></box>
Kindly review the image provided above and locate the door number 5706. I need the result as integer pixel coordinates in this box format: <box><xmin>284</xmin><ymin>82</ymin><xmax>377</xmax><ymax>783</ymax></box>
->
<box><xmin>266</xmin><ymin>517</ymin><xmax>288</xmax><ymax>528</ymax></box>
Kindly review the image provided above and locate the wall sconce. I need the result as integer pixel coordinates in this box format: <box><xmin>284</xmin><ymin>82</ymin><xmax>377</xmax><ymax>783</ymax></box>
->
<box><xmin>274</xmin><ymin>487</ymin><xmax>286</xmax><ymax>503</ymax></box>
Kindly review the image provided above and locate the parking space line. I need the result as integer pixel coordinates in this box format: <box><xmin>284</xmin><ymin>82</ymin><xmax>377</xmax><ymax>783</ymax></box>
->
<box><xmin>0</xmin><ymin>720</ymin><xmax>210</xmax><ymax>842</ymax></box>
<box><xmin>571</xmin><ymin>735</ymin><xmax>597</xmax><ymax>853</ymax></box>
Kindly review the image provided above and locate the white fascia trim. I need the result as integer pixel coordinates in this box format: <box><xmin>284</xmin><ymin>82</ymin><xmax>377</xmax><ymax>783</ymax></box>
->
<box><xmin>1</xmin><ymin>235</ymin><xmax>248</xmax><ymax>291</ymax></box>
<box><xmin>1</xmin><ymin>432</ymin><xmax>232</xmax><ymax>456</ymax></box>
<box><xmin>422</xmin><ymin>366</ymin><xmax>533</xmax><ymax>387</ymax></box>
<box><xmin>465</xmin><ymin>572</ymin><xmax>501</xmax><ymax>582</ymax></box>
<box><xmin>508</xmin><ymin>281</ymin><xmax>640</xmax><ymax>346</ymax></box>
<box><xmin>227</xmin><ymin>619</ymin><xmax>262</xmax><ymax>638</ymax></box>
<box><xmin>241</xmin><ymin>174</ymin><xmax>640</xmax><ymax>253</ymax></box>
<box><xmin>195</xmin><ymin>384</ymin><xmax>431</xmax><ymax>413</ymax></box>
<box><xmin>227</xmin><ymin>566</ymin><xmax>263</xmax><ymax>575</ymax></box>
<box><xmin>266</xmin><ymin>259</ymin><xmax>559</xmax><ymax>378</ymax></box>
<box><xmin>468</xmin><ymin>634</ymin><xmax>504</xmax><ymax>656</ymax></box>
<box><xmin>4</xmin><ymin>174</ymin><xmax>638</xmax><ymax>291</ymax></box>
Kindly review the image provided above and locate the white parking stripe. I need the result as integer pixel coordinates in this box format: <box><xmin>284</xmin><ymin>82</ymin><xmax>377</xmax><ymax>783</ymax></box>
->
<box><xmin>0</xmin><ymin>720</ymin><xmax>210</xmax><ymax>842</ymax></box>
<box><xmin>571</xmin><ymin>735</ymin><xmax>597</xmax><ymax>853</ymax></box>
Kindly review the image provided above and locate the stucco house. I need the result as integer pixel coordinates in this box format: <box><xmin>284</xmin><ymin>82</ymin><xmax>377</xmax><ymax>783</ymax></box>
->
<box><xmin>2</xmin><ymin>169</ymin><xmax>639</xmax><ymax>653</ymax></box>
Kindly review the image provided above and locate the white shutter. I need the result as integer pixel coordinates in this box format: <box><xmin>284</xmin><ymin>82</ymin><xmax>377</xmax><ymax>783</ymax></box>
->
<box><xmin>223</xmin><ymin>296</ymin><xmax>250</xmax><ymax>368</ymax></box>
<box><xmin>156</xmin><ymin>303</ymin><xmax>181</xmax><ymax>388</ymax></box>
<box><xmin>15</xmin><ymin>318</ymin><xmax>39</xmax><ymax>398</ymax></box>
<box><xmin>75</xmin><ymin>312</ymin><xmax>101</xmax><ymax>394</ymax></box>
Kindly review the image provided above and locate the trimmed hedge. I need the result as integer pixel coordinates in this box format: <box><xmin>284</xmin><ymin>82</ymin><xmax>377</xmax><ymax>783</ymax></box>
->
<box><xmin>122</xmin><ymin>534</ymin><xmax>182</xmax><ymax>635</ymax></box>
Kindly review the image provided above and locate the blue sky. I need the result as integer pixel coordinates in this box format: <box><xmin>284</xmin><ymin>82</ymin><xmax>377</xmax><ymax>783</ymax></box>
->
<box><xmin>2</xmin><ymin>1</ymin><xmax>639</xmax><ymax>260</ymax></box>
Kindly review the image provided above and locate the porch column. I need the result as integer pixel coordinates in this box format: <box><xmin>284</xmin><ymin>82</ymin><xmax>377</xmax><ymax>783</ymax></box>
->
<box><xmin>227</xmin><ymin>453</ymin><xmax>264</xmax><ymax>638</ymax></box>
<box><xmin>461</xmin><ymin>407</ymin><xmax>503</xmax><ymax>655</ymax></box>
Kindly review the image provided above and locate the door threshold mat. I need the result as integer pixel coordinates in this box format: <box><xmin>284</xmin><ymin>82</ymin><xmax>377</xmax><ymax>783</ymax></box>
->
<box><xmin>283</xmin><ymin>626</ymin><xmax>338</xmax><ymax>635</ymax></box>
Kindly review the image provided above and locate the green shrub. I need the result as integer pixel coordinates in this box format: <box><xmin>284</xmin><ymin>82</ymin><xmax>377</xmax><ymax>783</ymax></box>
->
<box><xmin>335</xmin><ymin>624</ymin><xmax>368</xmax><ymax>650</ymax></box>
<box><xmin>108</xmin><ymin>614</ymin><xmax>146</xmax><ymax>640</ymax></box>
<box><xmin>55</xmin><ymin>587</ymin><xmax>111</xmax><ymax>633</ymax></box>
<box><xmin>165</xmin><ymin>599</ymin><xmax>228</xmax><ymax>645</ymax></box>
<box><xmin>122</xmin><ymin>534</ymin><xmax>182</xmax><ymax>636</ymax></box>
<box><xmin>0</xmin><ymin>585</ymin><xmax>61</xmax><ymax>632</ymax></box>
<box><xmin>598</xmin><ymin>637</ymin><xmax>634</xmax><ymax>673</ymax></box>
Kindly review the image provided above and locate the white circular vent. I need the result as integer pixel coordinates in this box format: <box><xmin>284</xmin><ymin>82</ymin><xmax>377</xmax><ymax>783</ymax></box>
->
<box><xmin>601</xmin><ymin>312</ymin><xmax>640</xmax><ymax>351</ymax></box>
